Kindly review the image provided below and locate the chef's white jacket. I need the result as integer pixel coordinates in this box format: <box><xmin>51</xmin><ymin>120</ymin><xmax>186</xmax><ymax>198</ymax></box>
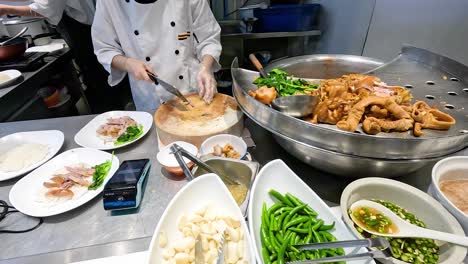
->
<box><xmin>29</xmin><ymin>0</ymin><xmax>96</xmax><ymax>26</ymax></box>
<box><xmin>92</xmin><ymin>0</ymin><xmax>222</xmax><ymax>113</ymax></box>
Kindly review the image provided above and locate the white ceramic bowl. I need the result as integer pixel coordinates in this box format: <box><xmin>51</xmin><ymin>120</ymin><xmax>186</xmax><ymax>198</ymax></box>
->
<box><xmin>340</xmin><ymin>178</ymin><xmax>467</xmax><ymax>264</ymax></box>
<box><xmin>156</xmin><ymin>141</ymin><xmax>198</xmax><ymax>176</ymax></box>
<box><xmin>249</xmin><ymin>159</ymin><xmax>374</xmax><ymax>264</ymax></box>
<box><xmin>146</xmin><ymin>174</ymin><xmax>255</xmax><ymax>264</ymax></box>
<box><xmin>200</xmin><ymin>134</ymin><xmax>247</xmax><ymax>159</ymax></box>
<box><xmin>432</xmin><ymin>156</ymin><xmax>468</xmax><ymax>234</ymax></box>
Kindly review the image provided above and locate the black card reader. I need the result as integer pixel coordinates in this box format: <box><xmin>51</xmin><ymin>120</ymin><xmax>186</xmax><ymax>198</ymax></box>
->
<box><xmin>103</xmin><ymin>159</ymin><xmax>150</xmax><ymax>211</ymax></box>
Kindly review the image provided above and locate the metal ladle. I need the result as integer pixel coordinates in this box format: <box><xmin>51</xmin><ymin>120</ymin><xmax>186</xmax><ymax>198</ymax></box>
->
<box><xmin>271</xmin><ymin>95</ymin><xmax>319</xmax><ymax>118</ymax></box>
<box><xmin>249</xmin><ymin>53</ymin><xmax>320</xmax><ymax>118</ymax></box>
<box><xmin>0</xmin><ymin>27</ymin><xmax>28</xmax><ymax>46</ymax></box>
<box><xmin>170</xmin><ymin>143</ymin><xmax>240</xmax><ymax>185</ymax></box>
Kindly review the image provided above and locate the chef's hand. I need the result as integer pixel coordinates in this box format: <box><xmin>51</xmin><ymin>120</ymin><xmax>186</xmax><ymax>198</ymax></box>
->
<box><xmin>112</xmin><ymin>55</ymin><xmax>154</xmax><ymax>81</ymax></box>
<box><xmin>124</xmin><ymin>58</ymin><xmax>155</xmax><ymax>81</ymax></box>
<box><xmin>197</xmin><ymin>64</ymin><xmax>217</xmax><ymax>104</ymax></box>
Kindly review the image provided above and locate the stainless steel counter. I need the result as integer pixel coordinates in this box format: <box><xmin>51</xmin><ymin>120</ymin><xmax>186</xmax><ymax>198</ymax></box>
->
<box><xmin>0</xmin><ymin>115</ymin><xmax>466</xmax><ymax>264</ymax></box>
<box><xmin>0</xmin><ymin>115</ymin><xmax>184</xmax><ymax>264</ymax></box>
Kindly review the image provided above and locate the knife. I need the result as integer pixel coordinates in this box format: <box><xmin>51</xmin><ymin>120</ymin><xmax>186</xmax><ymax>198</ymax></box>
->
<box><xmin>195</xmin><ymin>234</ymin><xmax>203</xmax><ymax>264</ymax></box>
<box><xmin>146</xmin><ymin>71</ymin><xmax>194</xmax><ymax>107</ymax></box>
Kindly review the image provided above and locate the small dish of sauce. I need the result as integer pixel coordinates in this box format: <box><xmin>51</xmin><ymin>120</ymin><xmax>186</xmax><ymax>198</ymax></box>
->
<box><xmin>227</xmin><ymin>182</ymin><xmax>248</xmax><ymax>205</ymax></box>
<box><xmin>352</xmin><ymin>207</ymin><xmax>399</xmax><ymax>234</ymax></box>
<box><xmin>439</xmin><ymin>179</ymin><xmax>468</xmax><ymax>215</ymax></box>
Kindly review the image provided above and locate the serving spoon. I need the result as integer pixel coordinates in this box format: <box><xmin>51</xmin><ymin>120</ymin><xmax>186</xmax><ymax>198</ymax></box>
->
<box><xmin>0</xmin><ymin>27</ymin><xmax>28</xmax><ymax>46</ymax></box>
<box><xmin>248</xmin><ymin>53</ymin><xmax>319</xmax><ymax>118</ymax></box>
<box><xmin>350</xmin><ymin>200</ymin><xmax>468</xmax><ymax>248</ymax></box>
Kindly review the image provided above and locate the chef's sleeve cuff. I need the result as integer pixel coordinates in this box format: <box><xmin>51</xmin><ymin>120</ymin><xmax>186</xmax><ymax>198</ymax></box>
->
<box><xmin>97</xmin><ymin>51</ymin><xmax>126</xmax><ymax>87</ymax></box>
<box><xmin>29</xmin><ymin>3</ymin><xmax>61</xmax><ymax>25</ymax></box>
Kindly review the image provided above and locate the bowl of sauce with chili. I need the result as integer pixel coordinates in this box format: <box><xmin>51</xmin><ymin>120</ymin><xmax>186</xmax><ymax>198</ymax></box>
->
<box><xmin>351</xmin><ymin>206</ymin><xmax>399</xmax><ymax>234</ymax></box>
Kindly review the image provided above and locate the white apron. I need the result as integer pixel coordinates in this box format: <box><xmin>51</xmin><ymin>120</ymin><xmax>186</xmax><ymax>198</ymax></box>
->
<box><xmin>92</xmin><ymin>0</ymin><xmax>221</xmax><ymax>113</ymax></box>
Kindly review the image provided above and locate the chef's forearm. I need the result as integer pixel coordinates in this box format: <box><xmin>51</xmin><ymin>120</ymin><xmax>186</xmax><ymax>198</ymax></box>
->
<box><xmin>111</xmin><ymin>55</ymin><xmax>129</xmax><ymax>72</ymax></box>
<box><xmin>201</xmin><ymin>55</ymin><xmax>216</xmax><ymax>71</ymax></box>
<box><xmin>0</xmin><ymin>5</ymin><xmax>42</xmax><ymax>17</ymax></box>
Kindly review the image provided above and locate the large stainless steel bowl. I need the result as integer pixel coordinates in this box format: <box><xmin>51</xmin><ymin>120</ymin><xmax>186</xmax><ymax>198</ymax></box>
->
<box><xmin>273</xmin><ymin>134</ymin><xmax>437</xmax><ymax>178</ymax></box>
<box><xmin>232</xmin><ymin>50</ymin><xmax>468</xmax><ymax>160</ymax></box>
<box><xmin>231</xmin><ymin>48</ymin><xmax>468</xmax><ymax>178</ymax></box>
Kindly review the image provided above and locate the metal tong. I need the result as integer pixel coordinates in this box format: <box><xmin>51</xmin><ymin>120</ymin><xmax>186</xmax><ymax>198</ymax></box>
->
<box><xmin>287</xmin><ymin>238</ymin><xmax>393</xmax><ymax>264</ymax></box>
<box><xmin>146</xmin><ymin>71</ymin><xmax>194</xmax><ymax>107</ymax></box>
<box><xmin>170</xmin><ymin>143</ymin><xmax>240</xmax><ymax>185</ymax></box>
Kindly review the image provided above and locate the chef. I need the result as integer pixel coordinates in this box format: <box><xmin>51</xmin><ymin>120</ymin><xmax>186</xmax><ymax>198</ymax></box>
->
<box><xmin>0</xmin><ymin>0</ymin><xmax>129</xmax><ymax>112</ymax></box>
<box><xmin>92</xmin><ymin>0</ymin><xmax>222</xmax><ymax>113</ymax></box>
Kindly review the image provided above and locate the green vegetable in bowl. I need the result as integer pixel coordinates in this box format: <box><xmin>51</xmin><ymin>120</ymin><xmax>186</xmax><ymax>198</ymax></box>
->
<box><xmin>350</xmin><ymin>199</ymin><xmax>440</xmax><ymax>264</ymax></box>
<box><xmin>261</xmin><ymin>189</ymin><xmax>344</xmax><ymax>264</ymax></box>
<box><xmin>88</xmin><ymin>154</ymin><xmax>114</xmax><ymax>190</ymax></box>
<box><xmin>253</xmin><ymin>68</ymin><xmax>318</xmax><ymax>97</ymax></box>
<box><xmin>115</xmin><ymin>125</ymin><xmax>143</xmax><ymax>146</ymax></box>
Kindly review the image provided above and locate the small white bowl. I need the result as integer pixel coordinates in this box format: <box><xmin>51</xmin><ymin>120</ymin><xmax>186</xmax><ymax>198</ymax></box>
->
<box><xmin>156</xmin><ymin>141</ymin><xmax>198</xmax><ymax>176</ymax></box>
<box><xmin>432</xmin><ymin>156</ymin><xmax>468</xmax><ymax>234</ymax></box>
<box><xmin>146</xmin><ymin>174</ymin><xmax>255</xmax><ymax>264</ymax></box>
<box><xmin>200</xmin><ymin>134</ymin><xmax>247</xmax><ymax>159</ymax></box>
<box><xmin>341</xmin><ymin>178</ymin><xmax>467</xmax><ymax>264</ymax></box>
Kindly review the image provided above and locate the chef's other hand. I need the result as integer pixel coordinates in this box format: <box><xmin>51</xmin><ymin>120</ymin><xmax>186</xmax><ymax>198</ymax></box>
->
<box><xmin>197</xmin><ymin>64</ymin><xmax>217</xmax><ymax>104</ymax></box>
<box><xmin>112</xmin><ymin>55</ymin><xmax>154</xmax><ymax>82</ymax></box>
<box><xmin>124</xmin><ymin>57</ymin><xmax>155</xmax><ymax>81</ymax></box>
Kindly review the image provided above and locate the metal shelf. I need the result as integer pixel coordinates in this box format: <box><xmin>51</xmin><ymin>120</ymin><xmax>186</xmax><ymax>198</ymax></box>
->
<box><xmin>221</xmin><ymin>30</ymin><xmax>321</xmax><ymax>39</ymax></box>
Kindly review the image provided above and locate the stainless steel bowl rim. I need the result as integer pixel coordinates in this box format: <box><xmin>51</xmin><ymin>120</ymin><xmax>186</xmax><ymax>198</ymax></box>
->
<box><xmin>2</xmin><ymin>17</ymin><xmax>45</xmax><ymax>25</ymax></box>
<box><xmin>265</xmin><ymin>53</ymin><xmax>385</xmax><ymax>72</ymax></box>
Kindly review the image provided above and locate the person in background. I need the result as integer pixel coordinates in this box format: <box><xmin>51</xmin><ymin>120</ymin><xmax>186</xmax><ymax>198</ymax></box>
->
<box><xmin>0</xmin><ymin>0</ymin><xmax>133</xmax><ymax>113</ymax></box>
<box><xmin>92</xmin><ymin>0</ymin><xmax>222</xmax><ymax>113</ymax></box>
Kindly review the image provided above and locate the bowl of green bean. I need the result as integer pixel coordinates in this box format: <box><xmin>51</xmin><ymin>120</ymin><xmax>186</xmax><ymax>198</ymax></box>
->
<box><xmin>248</xmin><ymin>159</ymin><xmax>376</xmax><ymax>264</ymax></box>
<box><xmin>340</xmin><ymin>178</ymin><xmax>467</xmax><ymax>264</ymax></box>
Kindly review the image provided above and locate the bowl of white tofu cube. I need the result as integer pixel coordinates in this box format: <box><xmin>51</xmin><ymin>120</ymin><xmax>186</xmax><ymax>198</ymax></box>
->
<box><xmin>147</xmin><ymin>173</ymin><xmax>255</xmax><ymax>264</ymax></box>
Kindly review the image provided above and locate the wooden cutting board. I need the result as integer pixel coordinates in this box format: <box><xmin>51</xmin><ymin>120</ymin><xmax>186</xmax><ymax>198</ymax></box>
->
<box><xmin>154</xmin><ymin>93</ymin><xmax>244</xmax><ymax>148</ymax></box>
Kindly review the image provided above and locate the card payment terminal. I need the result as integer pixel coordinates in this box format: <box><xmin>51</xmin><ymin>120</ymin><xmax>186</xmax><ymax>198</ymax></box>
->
<box><xmin>103</xmin><ymin>159</ymin><xmax>150</xmax><ymax>211</ymax></box>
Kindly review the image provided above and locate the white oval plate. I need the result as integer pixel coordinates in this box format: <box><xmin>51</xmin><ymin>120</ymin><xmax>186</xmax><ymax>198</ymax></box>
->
<box><xmin>248</xmin><ymin>159</ymin><xmax>375</xmax><ymax>264</ymax></box>
<box><xmin>0</xmin><ymin>69</ymin><xmax>21</xmax><ymax>87</ymax></box>
<box><xmin>9</xmin><ymin>148</ymin><xmax>119</xmax><ymax>217</ymax></box>
<box><xmin>0</xmin><ymin>130</ymin><xmax>64</xmax><ymax>181</ymax></box>
<box><xmin>26</xmin><ymin>43</ymin><xmax>65</xmax><ymax>54</ymax></box>
<box><xmin>74</xmin><ymin>111</ymin><xmax>153</xmax><ymax>150</ymax></box>
<box><xmin>147</xmin><ymin>174</ymin><xmax>256</xmax><ymax>264</ymax></box>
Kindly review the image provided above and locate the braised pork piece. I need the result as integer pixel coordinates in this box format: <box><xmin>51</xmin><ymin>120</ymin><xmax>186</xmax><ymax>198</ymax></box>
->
<box><xmin>250</xmin><ymin>72</ymin><xmax>456</xmax><ymax>137</ymax></box>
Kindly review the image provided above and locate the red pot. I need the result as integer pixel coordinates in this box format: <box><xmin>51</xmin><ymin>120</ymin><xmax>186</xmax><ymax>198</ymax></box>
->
<box><xmin>0</xmin><ymin>37</ymin><xmax>28</xmax><ymax>62</ymax></box>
